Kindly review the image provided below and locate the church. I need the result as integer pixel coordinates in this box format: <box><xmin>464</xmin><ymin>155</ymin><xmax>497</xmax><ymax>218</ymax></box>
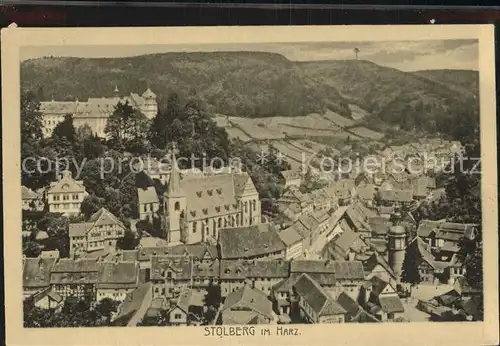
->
<box><xmin>164</xmin><ymin>149</ymin><xmax>261</xmax><ymax>245</ymax></box>
<box><xmin>39</xmin><ymin>86</ymin><xmax>158</xmax><ymax>138</ymax></box>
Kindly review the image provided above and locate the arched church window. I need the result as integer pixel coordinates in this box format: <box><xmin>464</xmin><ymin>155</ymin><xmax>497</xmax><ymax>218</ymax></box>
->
<box><xmin>192</xmin><ymin>221</ymin><xmax>197</xmax><ymax>233</ymax></box>
<box><xmin>244</xmin><ymin>201</ymin><xmax>248</xmax><ymax>213</ymax></box>
<box><xmin>217</xmin><ymin>218</ymin><xmax>222</xmax><ymax>228</ymax></box>
<box><xmin>175</xmin><ymin>202</ymin><xmax>180</xmax><ymax>211</ymax></box>
<box><xmin>252</xmin><ymin>200</ymin><xmax>256</xmax><ymax>211</ymax></box>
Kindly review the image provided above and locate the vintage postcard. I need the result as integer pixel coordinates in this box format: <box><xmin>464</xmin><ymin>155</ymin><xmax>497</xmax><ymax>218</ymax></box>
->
<box><xmin>2</xmin><ymin>25</ymin><xmax>499</xmax><ymax>345</ymax></box>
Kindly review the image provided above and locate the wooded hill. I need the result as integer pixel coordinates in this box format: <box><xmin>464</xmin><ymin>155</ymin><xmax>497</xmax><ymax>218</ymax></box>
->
<box><xmin>21</xmin><ymin>53</ymin><xmax>479</xmax><ymax>139</ymax></box>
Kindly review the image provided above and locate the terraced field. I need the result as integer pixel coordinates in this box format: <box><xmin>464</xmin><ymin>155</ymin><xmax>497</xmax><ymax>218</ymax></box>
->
<box><xmin>348</xmin><ymin>126</ymin><xmax>385</xmax><ymax>140</ymax></box>
<box><xmin>348</xmin><ymin>104</ymin><xmax>370</xmax><ymax>121</ymax></box>
<box><xmin>225</xmin><ymin>127</ymin><xmax>253</xmax><ymax>142</ymax></box>
<box><xmin>228</xmin><ymin>117</ymin><xmax>285</xmax><ymax>140</ymax></box>
<box><xmin>322</xmin><ymin>109</ymin><xmax>357</xmax><ymax>128</ymax></box>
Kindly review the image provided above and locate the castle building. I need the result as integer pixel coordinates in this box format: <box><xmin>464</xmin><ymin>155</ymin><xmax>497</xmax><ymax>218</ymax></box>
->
<box><xmin>46</xmin><ymin>170</ymin><xmax>88</xmax><ymax>215</ymax></box>
<box><xmin>39</xmin><ymin>87</ymin><xmax>157</xmax><ymax>138</ymax></box>
<box><xmin>388</xmin><ymin>225</ymin><xmax>406</xmax><ymax>280</ymax></box>
<box><xmin>164</xmin><ymin>149</ymin><xmax>261</xmax><ymax>245</ymax></box>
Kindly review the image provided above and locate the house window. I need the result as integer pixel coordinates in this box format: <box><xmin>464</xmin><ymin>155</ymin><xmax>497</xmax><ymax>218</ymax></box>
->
<box><xmin>174</xmin><ymin>202</ymin><xmax>180</xmax><ymax>211</ymax></box>
<box><xmin>217</xmin><ymin>218</ymin><xmax>222</xmax><ymax>228</ymax></box>
<box><xmin>63</xmin><ymin>194</ymin><xmax>69</xmax><ymax>200</ymax></box>
<box><xmin>193</xmin><ymin>221</ymin><xmax>197</xmax><ymax>233</ymax></box>
<box><xmin>149</xmin><ymin>203</ymin><xmax>153</xmax><ymax>212</ymax></box>
<box><xmin>73</xmin><ymin>194</ymin><xmax>79</xmax><ymax>200</ymax></box>
<box><xmin>167</xmin><ymin>272</ymin><xmax>172</xmax><ymax>279</ymax></box>
<box><xmin>252</xmin><ymin>200</ymin><xmax>256</xmax><ymax>211</ymax></box>
<box><xmin>175</xmin><ymin>314</ymin><xmax>182</xmax><ymax>319</ymax></box>
<box><xmin>244</xmin><ymin>201</ymin><xmax>248</xmax><ymax>213</ymax></box>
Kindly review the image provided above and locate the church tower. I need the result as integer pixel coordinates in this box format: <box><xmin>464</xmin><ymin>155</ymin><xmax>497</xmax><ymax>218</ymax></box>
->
<box><xmin>164</xmin><ymin>146</ymin><xmax>186</xmax><ymax>244</ymax></box>
<box><xmin>141</xmin><ymin>88</ymin><xmax>158</xmax><ymax>119</ymax></box>
<box><xmin>388</xmin><ymin>224</ymin><xmax>407</xmax><ymax>281</ymax></box>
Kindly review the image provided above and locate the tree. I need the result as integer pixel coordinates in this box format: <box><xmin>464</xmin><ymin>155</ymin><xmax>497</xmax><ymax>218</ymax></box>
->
<box><xmin>149</xmin><ymin>93</ymin><xmax>181</xmax><ymax>149</ymax></box>
<box><xmin>82</xmin><ymin>134</ymin><xmax>105</xmax><ymax>160</ymax></box>
<box><xmin>52</xmin><ymin>113</ymin><xmax>76</xmax><ymax>143</ymax></box>
<box><xmin>80</xmin><ymin>194</ymin><xmax>105</xmax><ymax>219</ymax></box>
<box><xmin>23</xmin><ymin>239</ymin><xmax>42</xmax><ymax>257</ymax></box>
<box><xmin>105</xmin><ymin>100</ymin><xmax>149</xmax><ymax>147</ymax></box>
<box><xmin>401</xmin><ymin>247</ymin><xmax>422</xmax><ymax>294</ymax></box>
<box><xmin>37</xmin><ymin>214</ymin><xmax>70</xmax><ymax>258</ymax></box>
<box><xmin>76</xmin><ymin>123</ymin><xmax>94</xmax><ymax>141</ymax></box>
<box><xmin>21</xmin><ymin>91</ymin><xmax>44</xmax><ymax>143</ymax></box>
<box><xmin>204</xmin><ymin>282</ymin><xmax>222</xmax><ymax>309</ymax></box>
<box><xmin>117</xmin><ymin>229</ymin><xmax>140</xmax><ymax>250</ymax></box>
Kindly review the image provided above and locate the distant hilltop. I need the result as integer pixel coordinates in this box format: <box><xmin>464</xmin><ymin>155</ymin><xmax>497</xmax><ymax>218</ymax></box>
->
<box><xmin>22</xmin><ymin>52</ymin><xmax>479</xmax><ymax>138</ymax></box>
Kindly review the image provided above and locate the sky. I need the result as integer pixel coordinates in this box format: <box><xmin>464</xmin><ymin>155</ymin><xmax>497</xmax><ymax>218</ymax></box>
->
<box><xmin>21</xmin><ymin>39</ymin><xmax>478</xmax><ymax>72</ymax></box>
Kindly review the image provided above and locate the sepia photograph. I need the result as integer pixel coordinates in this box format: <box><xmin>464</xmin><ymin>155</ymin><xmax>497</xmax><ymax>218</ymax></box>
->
<box><xmin>3</xmin><ymin>25</ymin><xmax>498</xmax><ymax>345</ymax></box>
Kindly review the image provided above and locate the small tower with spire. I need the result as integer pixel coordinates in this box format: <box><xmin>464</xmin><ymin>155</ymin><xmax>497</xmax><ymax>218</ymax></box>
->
<box><xmin>113</xmin><ymin>85</ymin><xmax>119</xmax><ymax>97</ymax></box>
<box><xmin>141</xmin><ymin>87</ymin><xmax>158</xmax><ymax>119</ymax></box>
<box><xmin>388</xmin><ymin>216</ymin><xmax>407</xmax><ymax>281</ymax></box>
<box><xmin>164</xmin><ymin>143</ymin><xmax>186</xmax><ymax>244</ymax></box>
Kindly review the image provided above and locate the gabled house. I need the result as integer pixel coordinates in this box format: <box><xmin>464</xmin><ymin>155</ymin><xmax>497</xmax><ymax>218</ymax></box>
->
<box><xmin>137</xmin><ymin>186</ymin><xmax>160</xmax><ymax>221</ymax></box>
<box><xmin>69</xmin><ymin>208</ymin><xmax>127</xmax><ymax>258</ymax></box>
<box><xmin>22</xmin><ymin>256</ymin><xmax>58</xmax><ymax>299</ymax></box>
<box><xmin>46</xmin><ymin>170</ymin><xmax>88</xmax><ymax>215</ymax></box>
<box><xmin>50</xmin><ymin>259</ymin><xmax>103</xmax><ymax>300</ymax></box>
<box><xmin>22</xmin><ymin>186</ymin><xmax>45</xmax><ymax>211</ymax></box>
<box><xmin>96</xmin><ymin>261</ymin><xmax>140</xmax><ymax>302</ymax></box>
<box><xmin>365</xmin><ymin>276</ymin><xmax>405</xmax><ymax>321</ymax></box>
<box><xmin>218</xmin><ymin>223</ymin><xmax>286</xmax><ymax>261</ymax></box>
<box><xmin>322</xmin><ymin>229</ymin><xmax>370</xmax><ymax>261</ymax></box>
<box><xmin>280</xmin><ymin>170</ymin><xmax>302</xmax><ymax>188</ymax></box>
<box><xmin>221</xmin><ymin>284</ymin><xmax>274</xmax><ymax>325</ymax></box>
<box><xmin>168</xmin><ymin>286</ymin><xmax>203</xmax><ymax>326</ymax></box>
<box><xmin>362</xmin><ymin>252</ymin><xmax>397</xmax><ymax>285</ymax></box>
<box><xmin>292</xmin><ymin>274</ymin><xmax>346</xmax><ymax>323</ymax></box>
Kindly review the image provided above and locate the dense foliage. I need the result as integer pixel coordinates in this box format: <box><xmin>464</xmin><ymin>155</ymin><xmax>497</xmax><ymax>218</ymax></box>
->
<box><xmin>24</xmin><ymin>297</ymin><xmax>119</xmax><ymax>328</ymax></box>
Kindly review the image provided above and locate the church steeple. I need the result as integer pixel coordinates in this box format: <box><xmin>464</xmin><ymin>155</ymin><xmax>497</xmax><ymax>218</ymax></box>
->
<box><xmin>167</xmin><ymin>143</ymin><xmax>185</xmax><ymax>197</ymax></box>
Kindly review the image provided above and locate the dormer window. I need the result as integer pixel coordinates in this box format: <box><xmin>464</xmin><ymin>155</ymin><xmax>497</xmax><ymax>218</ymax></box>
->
<box><xmin>215</xmin><ymin>206</ymin><xmax>221</xmax><ymax>212</ymax></box>
<box><xmin>191</xmin><ymin>211</ymin><xmax>196</xmax><ymax>217</ymax></box>
<box><xmin>203</xmin><ymin>208</ymin><xmax>208</xmax><ymax>215</ymax></box>
<box><xmin>207</xmin><ymin>189</ymin><xmax>213</xmax><ymax>196</ymax></box>
<box><xmin>224</xmin><ymin>205</ymin><xmax>230</xmax><ymax>211</ymax></box>
<box><xmin>196</xmin><ymin>191</ymin><xmax>202</xmax><ymax>197</ymax></box>
<box><xmin>216</xmin><ymin>188</ymin><xmax>222</xmax><ymax>194</ymax></box>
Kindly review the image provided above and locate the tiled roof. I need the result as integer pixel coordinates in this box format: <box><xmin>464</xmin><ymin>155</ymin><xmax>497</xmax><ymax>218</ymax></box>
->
<box><xmin>336</xmin><ymin>292</ymin><xmax>362</xmax><ymax>319</ymax></box>
<box><xmin>369</xmin><ymin>276</ymin><xmax>391</xmax><ymax>297</ymax></box>
<box><xmin>369</xmin><ymin>216</ymin><xmax>391</xmax><ymax>236</ymax></box>
<box><xmin>174</xmin><ymin>286</ymin><xmax>193</xmax><ymax>313</ymax></box>
<box><xmin>114</xmin><ymin>282</ymin><xmax>152</xmax><ymax>322</ymax></box>
<box><xmin>22</xmin><ymin>186</ymin><xmax>40</xmax><ymax>200</ymax></box>
<box><xmin>97</xmin><ymin>261</ymin><xmax>139</xmax><ymax>289</ymax></box>
<box><xmin>222</xmin><ymin>284</ymin><xmax>273</xmax><ymax>320</ymax></box>
<box><xmin>137</xmin><ymin>243</ymin><xmax>217</xmax><ymax>262</ymax></box>
<box><xmin>298</xmin><ymin>214</ymin><xmax>320</xmax><ymax>231</ymax></box>
<box><xmin>150</xmin><ymin>255</ymin><xmax>192</xmax><ymax>281</ymax></box>
<box><xmin>378</xmin><ymin>295</ymin><xmax>405</xmax><ymax>313</ymax></box>
<box><xmin>69</xmin><ymin>208</ymin><xmax>125</xmax><ymax>237</ymax></box>
<box><xmin>176</xmin><ymin>173</ymin><xmax>255</xmax><ymax>222</ymax></box>
<box><xmin>219</xmin><ymin>224</ymin><xmax>285</xmax><ymax>259</ymax></box>
<box><xmin>278</xmin><ymin>226</ymin><xmax>303</xmax><ymax>246</ymax></box>
<box><xmin>332</xmin><ymin>261</ymin><xmax>365</xmax><ymax>280</ymax></box>
<box><xmin>293</xmin><ymin>274</ymin><xmax>346</xmax><ymax>317</ymax></box>
<box><xmin>137</xmin><ymin>186</ymin><xmax>159</xmax><ymax>204</ymax></box>
<box><xmin>333</xmin><ymin>229</ymin><xmax>361</xmax><ymax>255</ymax></box>
<box><xmin>378</xmin><ymin>189</ymin><xmax>413</xmax><ymax>202</ymax></box>
<box><xmin>362</xmin><ymin>252</ymin><xmax>396</xmax><ymax>279</ymax></box>
<box><xmin>47</xmin><ymin>170</ymin><xmax>87</xmax><ymax>194</ymax></box>
<box><xmin>290</xmin><ymin>260</ymin><xmax>336</xmax><ymax>274</ymax></box>
<box><xmin>357</xmin><ymin>184</ymin><xmax>376</xmax><ymax>201</ymax></box>
<box><xmin>220</xmin><ymin>260</ymin><xmax>289</xmax><ymax>280</ymax></box>
<box><xmin>23</xmin><ymin>258</ymin><xmax>57</xmax><ymax>289</ymax></box>
<box><xmin>50</xmin><ymin>259</ymin><xmax>103</xmax><ymax>285</ymax></box>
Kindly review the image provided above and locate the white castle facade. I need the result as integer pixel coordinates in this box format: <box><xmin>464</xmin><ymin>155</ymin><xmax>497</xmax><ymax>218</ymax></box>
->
<box><xmin>39</xmin><ymin>87</ymin><xmax>158</xmax><ymax>138</ymax></box>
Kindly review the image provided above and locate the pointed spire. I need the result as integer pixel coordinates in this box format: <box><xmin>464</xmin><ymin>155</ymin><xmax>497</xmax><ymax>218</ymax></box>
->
<box><xmin>167</xmin><ymin>143</ymin><xmax>185</xmax><ymax>197</ymax></box>
<box><xmin>114</xmin><ymin>85</ymin><xmax>119</xmax><ymax>95</ymax></box>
